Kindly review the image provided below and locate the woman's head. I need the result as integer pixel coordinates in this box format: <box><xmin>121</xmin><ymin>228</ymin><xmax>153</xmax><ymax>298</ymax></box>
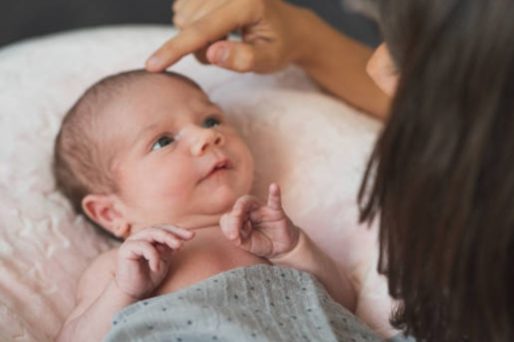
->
<box><xmin>361</xmin><ymin>0</ymin><xmax>514</xmax><ymax>340</ymax></box>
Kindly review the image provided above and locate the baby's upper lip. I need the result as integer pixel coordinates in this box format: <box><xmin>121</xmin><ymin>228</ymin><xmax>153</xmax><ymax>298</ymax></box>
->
<box><xmin>200</xmin><ymin>156</ymin><xmax>233</xmax><ymax>181</ymax></box>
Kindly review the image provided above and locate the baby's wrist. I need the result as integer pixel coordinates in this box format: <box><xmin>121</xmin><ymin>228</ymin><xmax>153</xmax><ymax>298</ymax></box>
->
<box><xmin>111</xmin><ymin>278</ymin><xmax>144</xmax><ymax>303</ymax></box>
<box><xmin>269</xmin><ymin>227</ymin><xmax>304</xmax><ymax>263</ymax></box>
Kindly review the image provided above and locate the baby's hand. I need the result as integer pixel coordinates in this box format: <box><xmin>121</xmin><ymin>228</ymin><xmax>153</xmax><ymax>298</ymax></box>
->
<box><xmin>115</xmin><ymin>226</ymin><xmax>194</xmax><ymax>299</ymax></box>
<box><xmin>220</xmin><ymin>183</ymin><xmax>300</xmax><ymax>259</ymax></box>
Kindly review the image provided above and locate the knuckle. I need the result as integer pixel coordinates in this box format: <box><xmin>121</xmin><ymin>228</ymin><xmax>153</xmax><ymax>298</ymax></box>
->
<box><xmin>173</xmin><ymin>15</ymin><xmax>184</xmax><ymax>28</ymax></box>
<box><xmin>171</xmin><ymin>0</ymin><xmax>180</xmax><ymax>12</ymax></box>
<box><xmin>140</xmin><ymin>240</ymin><xmax>152</xmax><ymax>248</ymax></box>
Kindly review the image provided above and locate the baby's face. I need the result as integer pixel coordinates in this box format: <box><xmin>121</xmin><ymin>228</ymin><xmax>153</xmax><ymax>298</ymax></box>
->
<box><xmin>102</xmin><ymin>75</ymin><xmax>254</xmax><ymax>230</ymax></box>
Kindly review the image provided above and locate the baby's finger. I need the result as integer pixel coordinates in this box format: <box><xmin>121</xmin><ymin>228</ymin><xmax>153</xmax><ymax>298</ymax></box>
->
<box><xmin>139</xmin><ymin>243</ymin><xmax>161</xmax><ymax>272</ymax></box>
<box><xmin>121</xmin><ymin>240</ymin><xmax>161</xmax><ymax>272</ymax></box>
<box><xmin>155</xmin><ymin>243</ymin><xmax>169</xmax><ymax>255</ymax></box>
<box><xmin>266</xmin><ymin>183</ymin><xmax>282</xmax><ymax>210</ymax></box>
<box><xmin>128</xmin><ymin>227</ymin><xmax>192</xmax><ymax>250</ymax></box>
<box><xmin>219</xmin><ymin>213</ymin><xmax>241</xmax><ymax>242</ymax></box>
<box><xmin>232</xmin><ymin>195</ymin><xmax>260</xmax><ymax>218</ymax></box>
<box><xmin>240</xmin><ymin>219</ymin><xmax>253</xmax><ymax>239</ymax></box>
<box><xmin>160</xmin><ymin>225</ymin><xmax>195</xmax><ymax>240</ymax></box>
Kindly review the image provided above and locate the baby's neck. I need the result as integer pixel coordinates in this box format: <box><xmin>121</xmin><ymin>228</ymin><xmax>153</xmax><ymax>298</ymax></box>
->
<box><xmin>130</xmin><ymin>213</ymin><xmax>223</xmax><ymax>234</ymax></box>
<box><xmin>174</xmin><ymin>213</ymin><xmax>223</xmax><ymax>231</ymax></box>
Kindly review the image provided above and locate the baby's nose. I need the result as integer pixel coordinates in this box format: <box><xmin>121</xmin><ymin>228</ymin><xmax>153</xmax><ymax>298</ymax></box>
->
<box><xmin>190</xmin><ymin>127</ymin><xmax>225</xmax><ymax>156</ymax></box>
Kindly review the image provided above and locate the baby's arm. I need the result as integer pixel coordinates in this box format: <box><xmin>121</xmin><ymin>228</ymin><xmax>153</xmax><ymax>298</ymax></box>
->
<box><xmin>57</xmin><ymin>226</ymin><xmax>194</xmax><ymax>342</ymax></box>
<box><xmin>220</xmin><ymin>183</ymin><xmax>356</xmax><ymax>310</ymax></box>
<box><xmin>57</xmin><ymin>250</ymin><xmax>133</xmax><ymax>342</ymax></box>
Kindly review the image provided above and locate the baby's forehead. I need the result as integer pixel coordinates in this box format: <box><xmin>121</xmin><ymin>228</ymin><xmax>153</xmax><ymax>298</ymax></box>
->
<box><xmin>115</xmin><ymin>74</ymin><xmax>210</xmax><ymax>108</ymax></box>
<box><xmin>97</xmin><ymin>74</ymin><xmax>218</xmax><ymax>132</ymax></box>
<box><xmin>132</xmin><ymin>73</ymin><xmax>204</xmax><ymax>95</ymax></box>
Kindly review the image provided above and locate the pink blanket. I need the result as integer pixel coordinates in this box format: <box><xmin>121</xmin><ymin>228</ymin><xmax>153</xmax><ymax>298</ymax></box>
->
<box><xmin>0</xmin><ymin>26</ymin><xmax>394</xmax><ymax>341</ymax></box>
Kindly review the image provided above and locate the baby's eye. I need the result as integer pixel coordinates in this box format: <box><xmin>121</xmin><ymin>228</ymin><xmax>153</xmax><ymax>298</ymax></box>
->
<box><xmin>151</xmin><ymin>135</ymin><xmax>174</xmax><ymax>151</ymax></box>
<box><xmin>203</xmin><ymin>116</ymin><xmax>221</xmax><ymax>128</ymax></box>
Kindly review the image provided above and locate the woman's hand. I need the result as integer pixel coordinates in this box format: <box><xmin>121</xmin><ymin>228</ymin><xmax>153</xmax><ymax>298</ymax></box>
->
<box><xmin>146</xmin><ymin>0</ymin><xmax>311</xmax><ymax>73</ymax></box>
<box><xmin>115</xmin><ymin>225</ymin><xmax>195</xmax><ymax>299</ymax></box>
<box><xmin>219</xmin><ymin>183</ymin><xmax>300</xmax><ymax>258</ymax></box>
<box><xmin>147</xmin><ymin>0</ymin><xmax>390</xmax><ymax>118</ymax></box>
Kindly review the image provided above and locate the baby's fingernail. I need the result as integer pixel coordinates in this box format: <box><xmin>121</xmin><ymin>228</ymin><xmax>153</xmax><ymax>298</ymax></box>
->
<box><xmin>146</xmin><ymin>55</ymin><xmax>162</xmax><ymax>70</ymax></box>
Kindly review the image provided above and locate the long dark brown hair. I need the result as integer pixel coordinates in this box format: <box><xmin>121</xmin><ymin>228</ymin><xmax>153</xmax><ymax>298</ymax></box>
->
<box><xmin>359</xmin><ymin>0</ymin><xmax>514</xmax><ymax>340</ymax></box>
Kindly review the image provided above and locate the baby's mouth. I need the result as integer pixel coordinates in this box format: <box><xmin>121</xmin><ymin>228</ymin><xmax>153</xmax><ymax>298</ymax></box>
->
<box><xmin>200</xmin><ymin>158</ymin><xmax>233</xmax><ymax>182</ymax></box>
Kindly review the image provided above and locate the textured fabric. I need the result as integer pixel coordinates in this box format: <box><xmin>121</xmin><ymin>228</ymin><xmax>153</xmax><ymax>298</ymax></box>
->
<box><xmin>105</xmin><ymin>265</ymin><xmax>380</xmax><ymax>342</ymax></box>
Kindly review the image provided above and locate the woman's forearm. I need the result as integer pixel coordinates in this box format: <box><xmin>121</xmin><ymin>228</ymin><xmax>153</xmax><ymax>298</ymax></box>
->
<box><xmin>292</xmin><ymin>7</ymin><xmax>390</xmax><ymax>120</ymax></box>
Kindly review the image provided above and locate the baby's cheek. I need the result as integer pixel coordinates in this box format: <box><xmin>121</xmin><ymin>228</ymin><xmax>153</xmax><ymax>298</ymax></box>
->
<box><xmin>240</xmin><ymin>147</ymin><xmax>255</xmax><ymax>193</ymax></box>
<box><xmin>127</xmin><ymin>160</ymin><xmax>192</xmax><ymax>202</ymax></box>
<box><xmin>139</xmin><ymin>172</ymin><xmax>196</xmax><ymax>221</ymax></box>
<box><xmin>151</xmin><ymin>167</ymin><xmax>194</xmax><ymax>197</ymax></box>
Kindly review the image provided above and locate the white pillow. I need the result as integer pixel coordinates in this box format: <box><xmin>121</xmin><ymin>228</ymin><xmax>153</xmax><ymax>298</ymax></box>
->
<box><xmin>0</xmin><ymin>25</ymin><xmax>392</xmax><ymax>341</ymax></box>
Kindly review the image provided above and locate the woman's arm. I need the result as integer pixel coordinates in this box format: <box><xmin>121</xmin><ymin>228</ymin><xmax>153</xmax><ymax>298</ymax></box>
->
<box><xmin>147</xmin><ymin>0</ymin><xmax>389</xmax><ymax>119</ymax></box>
<box><xmin>293</xmin><ymin>9</ymin><xmax>390</xmax><ymax>119</ymax></box>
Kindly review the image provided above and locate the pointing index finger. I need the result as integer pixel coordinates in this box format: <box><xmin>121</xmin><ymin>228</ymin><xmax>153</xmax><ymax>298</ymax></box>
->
<box><xmin>146</xmin><ymin>2</ymin><xmax>262</xmax><ymax>71</ymax></box>
<box><xmin>267</xmin><ymin>183</ymin><xmax>282</xmax><ymax>209</ymax></box>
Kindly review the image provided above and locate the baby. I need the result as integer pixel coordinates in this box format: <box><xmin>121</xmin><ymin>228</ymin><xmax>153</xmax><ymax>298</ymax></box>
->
<box><xmin>54</xmin><ymin>70</ymin><xmax>371</xmax><ymax>341</ymax></box>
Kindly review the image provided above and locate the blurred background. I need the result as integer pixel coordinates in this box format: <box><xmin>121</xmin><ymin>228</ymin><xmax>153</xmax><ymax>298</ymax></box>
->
<box><xmin>0</xmin><ymin>0</ymin><xmax>380</xmax><ymax>48</ymax></box>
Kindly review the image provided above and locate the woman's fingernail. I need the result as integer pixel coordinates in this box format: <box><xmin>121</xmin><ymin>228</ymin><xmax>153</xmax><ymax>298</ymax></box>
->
<box><xmin>213</xmin><ymin>47</ymin><xmax>229</xmax><ymax>64</ymax></box>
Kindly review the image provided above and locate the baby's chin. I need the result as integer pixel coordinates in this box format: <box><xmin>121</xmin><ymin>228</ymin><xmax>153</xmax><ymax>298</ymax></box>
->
<box><xmin>131</xmin><ymin>187</ymin><xmax>251</xmax><ymax>231</ymax></box>
<box><xmin>174</xmin><ymin>196</ymin><xmax>247</xmax><ymax>229</ymax></box>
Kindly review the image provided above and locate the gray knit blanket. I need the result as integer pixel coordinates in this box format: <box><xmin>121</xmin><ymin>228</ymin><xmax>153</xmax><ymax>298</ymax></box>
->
<box><xmin>104</xmin><ymin>264</ymin><xmax>380</xmax><ymax>342</ymax></box>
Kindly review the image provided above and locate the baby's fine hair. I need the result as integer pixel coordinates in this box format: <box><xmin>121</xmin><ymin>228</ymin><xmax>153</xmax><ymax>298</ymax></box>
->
<box><xmin>53</xmin><ymin>69</ymin><xmax>201</xmax><ymax>216</ymax></box>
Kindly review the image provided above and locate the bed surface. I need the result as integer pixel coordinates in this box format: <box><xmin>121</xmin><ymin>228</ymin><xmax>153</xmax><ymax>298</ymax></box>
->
<box><xmin>0</xmin><ymin>25</ymin><xmax>392</xmax><ymax>341</ymax></box>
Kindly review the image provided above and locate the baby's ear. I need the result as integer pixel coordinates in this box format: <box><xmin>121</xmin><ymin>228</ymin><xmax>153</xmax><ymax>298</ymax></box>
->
<box><xmin>81</xmin><ymin>194</ymin><xmax>131</xmax><ymax>238</ymax></box>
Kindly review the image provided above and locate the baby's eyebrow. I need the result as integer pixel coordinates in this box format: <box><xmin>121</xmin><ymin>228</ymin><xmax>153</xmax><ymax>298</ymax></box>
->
<box><xmin>202</xmin><ymin>98</ymin><xmax>220</xmax><ymax>108</ymax></box>
<box><xmin>205</xmin><ymin>102</ymin><xmax>222</xmax><ymax>112</ymax></box>
<box><xmin>133</xmin><ymin>122</ymin><xmax>161</xmax><ymax>145</ymax></box>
